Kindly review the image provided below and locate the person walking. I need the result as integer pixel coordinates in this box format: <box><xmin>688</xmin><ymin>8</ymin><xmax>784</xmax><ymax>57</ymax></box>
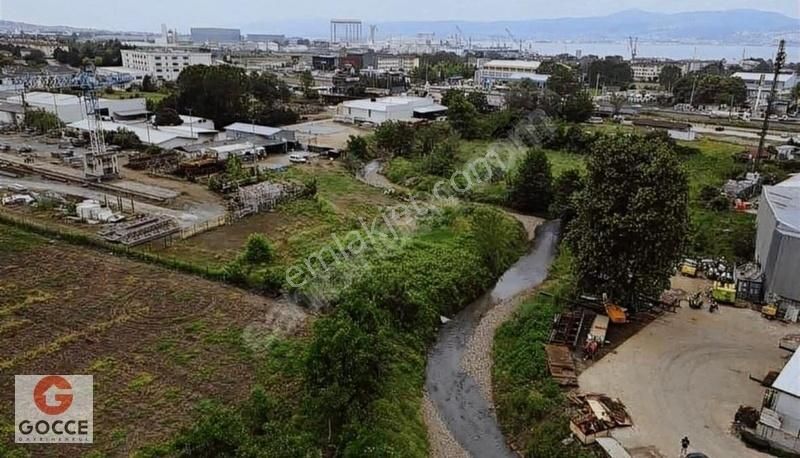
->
<box><xmin>680</xmin><ymin>436</ymin><xmax>690</xmax><ymax>456</ymax></box>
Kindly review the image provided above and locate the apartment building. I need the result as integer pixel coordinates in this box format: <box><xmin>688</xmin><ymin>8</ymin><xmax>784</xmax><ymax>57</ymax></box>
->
<box><xmin>121</xmin><ymin>49</ymin><xmax>212</xmax><ymax>81</ymax></box>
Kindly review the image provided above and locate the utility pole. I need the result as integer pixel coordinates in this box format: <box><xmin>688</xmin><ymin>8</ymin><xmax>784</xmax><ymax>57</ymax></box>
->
<box><xmin>754</xmin><ymin>39</ymin><xmax>786</xmax><ymax>172</ymax></box>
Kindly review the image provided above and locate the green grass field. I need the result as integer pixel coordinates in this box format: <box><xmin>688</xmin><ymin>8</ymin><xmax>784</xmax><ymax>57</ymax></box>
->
<box><xmin>103</xmin><ymin>90</ymin><xmax>168</xmax><ymax>104</ymax></box>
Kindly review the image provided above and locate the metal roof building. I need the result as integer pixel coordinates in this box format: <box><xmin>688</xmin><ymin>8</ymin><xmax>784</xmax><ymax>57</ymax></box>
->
<box><xmin>335</xmin><ymin>96</ymin><xmax>446</xmax><ymax>125</ymax></box>
<box><xmin>756</xmin><ymin>178</ymin><xmax>800</xmax><ymax>306</ymax></box>
<box><xmin>757</xmin><ymin>348</ymin><xmax>800</xmax><ymax>453</ymax></box>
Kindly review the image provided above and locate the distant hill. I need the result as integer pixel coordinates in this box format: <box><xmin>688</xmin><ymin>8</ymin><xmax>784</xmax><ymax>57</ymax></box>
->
<box><xmin>0</xmin><ymin>19</ymin><xmax>94</xmax><ymax>34</ymax></box>
<box><xmin>373</xmin><ymin>9</ymin><xmax>799</xmax><ymax>43</ymax></box>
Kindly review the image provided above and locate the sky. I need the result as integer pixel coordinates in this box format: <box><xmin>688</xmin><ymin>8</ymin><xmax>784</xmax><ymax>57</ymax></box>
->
<box><xmin>1</xmin><ymin>0</ymin><xmax>798</xmax><ymax>33</ymax></box>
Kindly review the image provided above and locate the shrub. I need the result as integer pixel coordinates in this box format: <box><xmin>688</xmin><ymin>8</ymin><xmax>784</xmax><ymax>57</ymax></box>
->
<box><xmin>242</xmin><ymin>234</ymin><xmax>275</xmax><ymax>264</ymax></box>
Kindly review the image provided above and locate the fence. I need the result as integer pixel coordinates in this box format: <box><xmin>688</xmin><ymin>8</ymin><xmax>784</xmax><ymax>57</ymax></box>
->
<box><xmin>0</xmin><ymin>210</ymin><xmax>227</xmax><ymax>283</ymax></box>
<box><xmin>180</xmin><ymin>215</ymin><xmax>228</xmax><ymax>239</ymax></box>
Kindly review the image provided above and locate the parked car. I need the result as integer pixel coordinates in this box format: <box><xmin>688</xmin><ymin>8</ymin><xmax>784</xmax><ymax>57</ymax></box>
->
<box><xmin>289</xmin><ymin>153</ymin><xmax>308</xmax><ymax>164</ymax></box>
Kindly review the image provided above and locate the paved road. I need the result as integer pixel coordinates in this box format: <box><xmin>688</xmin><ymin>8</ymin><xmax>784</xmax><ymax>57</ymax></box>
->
<box><xmin>425</xmin><ymin>221</ymin><xmax>560</xmax><ymax>458</ymax></box>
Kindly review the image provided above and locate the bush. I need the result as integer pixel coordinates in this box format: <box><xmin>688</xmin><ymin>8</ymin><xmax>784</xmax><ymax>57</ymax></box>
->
<box><xmin>242</xmin><ymin>234</ymin><xmax>275</xmax><ymax>264</ymax></box>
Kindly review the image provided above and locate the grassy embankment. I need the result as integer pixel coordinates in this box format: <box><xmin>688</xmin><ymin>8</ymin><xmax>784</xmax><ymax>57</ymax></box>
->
<box><xmin>130</xmin><ymin>204</ymin><xmax>528</xmax><ymax>457</ymax></box>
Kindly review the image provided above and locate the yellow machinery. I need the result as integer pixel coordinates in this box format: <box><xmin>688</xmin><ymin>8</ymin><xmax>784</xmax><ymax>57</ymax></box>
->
<box><xmin>680</xmin><ymin>259</ymin><xmax>698</xmax><ymax>277</ymax></box>
<box><xmin>762</xmin><ymin>304</ymin><xmax>779</xmax><ymax>320</ymax></box>
<box><xmin>604</xmin><ymin>303</ymin><xmax>628</xmax><ymax>324</ymax></box>
<box><xmin>712</xmin><ymin>282</ymin><xmax>736</xmax><ymax>304</ymax></box>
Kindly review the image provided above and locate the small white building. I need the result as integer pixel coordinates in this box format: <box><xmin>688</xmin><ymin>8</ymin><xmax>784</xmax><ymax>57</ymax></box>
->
<box><xmin>335</xmin><ymin>96</ymin><xmax>446</xmax><ymax>125</ymax></box>
<box><xmin>758</xmin><ymin>349</ymin><xmax>800</xmax><ymax>453</ymax></box>
<box><xmin>121</xmin><ymin>48</ymin><xmax>212</xmax><ymax>81</ymax></box>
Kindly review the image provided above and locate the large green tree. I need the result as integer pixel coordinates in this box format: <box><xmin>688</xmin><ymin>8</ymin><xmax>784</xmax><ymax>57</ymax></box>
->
<box><xmin>505</xmin><ymin>79</ymin><xmax>542</xmax><ymax>113</ymax></box>
<box><xmin>176</xmin><ymin>65</ymin><xmax>296</xmax><ymax>129</ymax></box>
<box><xmin>176</xmin><ymin>65</ymin><xmax>249</xmax><ymax>129</ymax></box>
<box><xmin>560</xmin><ymin>91</ymin><xmax>594</xmax><ymax>123</ymax></box>
<box><xmin>569</xmin><ymin>134</ymin><xmax>689</xmax><ymax>305</ymax></box>
<box><xmin>446</xmin><ymin>92</ymin><xmax>484</xmax><ymax>139</ymax></box>
<box><xmin>587</xmin><ymin>57</ymin><xmax>633</xmax><ymax>89</ymax></box>
<box><xmin>549</xmin><ymin>168</ymin><xmax>584</xmax><ymax>234</ymax></box>
<box><xmin>507</xmin><ymin>149</ymin><xmax>553</xmax><ymax>214</ymax></box>
<box><xmin>546</xmin><ymin>65</ymin><xmax>580</xmax><ymax>97</ymax></box>
<box><xmin>659</xmin><ymin>64</ymin><xmax>682</xmax><ymax>91</ymax></box>
<box><xmin>673</xmin><ymin>74</ymin><xmax>747</xmax><ymax>106</ymax></box>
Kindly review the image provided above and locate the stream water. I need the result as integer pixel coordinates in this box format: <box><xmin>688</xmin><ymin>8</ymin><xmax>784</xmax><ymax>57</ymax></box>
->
<box><xmin>425</xmin><ymin>221</ymin><xmax>560</xmax><ymax>457</ymax></box>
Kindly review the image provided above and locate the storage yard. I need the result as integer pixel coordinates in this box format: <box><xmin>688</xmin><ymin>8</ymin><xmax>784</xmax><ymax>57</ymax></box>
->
<box><xmin>579</xmin><ymin>280</ymin><xmax>790</xmax><ymax>458</ymax></box>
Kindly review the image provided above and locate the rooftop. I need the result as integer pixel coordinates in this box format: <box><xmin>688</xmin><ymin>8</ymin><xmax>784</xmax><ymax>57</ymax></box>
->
<box><xmin>341</xmin><ymin>96</ymin><xmax>434</xmax><ymax>112</ymax></box>
<box><xmin>224</xmin><ymin>122</ymin><xmax>283</xmax><ymax>137</ymax></box>
<box><xmin>732</xmin><ymin>72</ymin><xmax>797</xmax><ymax>83</ymax></box>
<box><xmin>763</xmin><ymin>184</ymin><xmax>800</xmax><ymax>237</ymax></box>
<box><xmin>68</xmin><ymin>119</ymin><xmax>181</xmax><ymax>146</ymax></box>
<box><xmin>482</xmin><ymin>59</ymin><xmax>541</xmax><ymax>70</ymax></box>
<box><xmin>773</xmin><ymin>347</ymin><xmax>800</xmax><ymax>397</ymax></box>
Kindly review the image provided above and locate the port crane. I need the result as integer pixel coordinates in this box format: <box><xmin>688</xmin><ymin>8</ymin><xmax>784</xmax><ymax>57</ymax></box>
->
<box><xmin>10</xmin><ymin>65</ymin><xmax>133</xmax><ymax>181</ymax></box>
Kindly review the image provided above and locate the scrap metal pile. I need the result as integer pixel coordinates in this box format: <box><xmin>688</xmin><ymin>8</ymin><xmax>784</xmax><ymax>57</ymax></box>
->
<box><xmin>569</xmin><ymin>393</ymin><xmax>632</xmax><ymax>445</ymax></box>
<box><xmin>98</xmin><ymin>215</ymin><xmax>179</xmax><ymax>246</ymax></box>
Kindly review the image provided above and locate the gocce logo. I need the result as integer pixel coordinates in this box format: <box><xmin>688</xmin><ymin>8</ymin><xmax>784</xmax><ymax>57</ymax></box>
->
<box><xmin>33</xmin><ymin>375</ymin><xmax>73</xmax><ymax>416</ymax></box>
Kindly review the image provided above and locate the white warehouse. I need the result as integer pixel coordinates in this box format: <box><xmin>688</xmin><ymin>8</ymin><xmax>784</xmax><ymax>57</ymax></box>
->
<box><xmin>335</xmin><ymin>96</ymin><xmax>446</xmax><ymax>125</ymax></box>
<box><xmin>121</xmin><ymin>49</ymin><xmax>212</xmax><ymax>81</ymax></box>
<box><xmin>5</xmin><ymin>91</ymin><xmax>146</xmax><ymax>124</ymax></box>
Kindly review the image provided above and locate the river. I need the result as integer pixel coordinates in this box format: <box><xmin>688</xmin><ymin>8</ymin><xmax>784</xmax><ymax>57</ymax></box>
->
<box><xmin>425</xmin><ymin>220</ymin><xmax>560</xmax><ymax>457</ymax></box>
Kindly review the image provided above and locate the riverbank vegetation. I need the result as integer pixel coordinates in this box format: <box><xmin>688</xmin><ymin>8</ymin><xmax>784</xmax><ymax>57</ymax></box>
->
<box><xmin>132</xmin><ymin>203</ymin><xmax>527</xmax><ymax>457</ymax></box>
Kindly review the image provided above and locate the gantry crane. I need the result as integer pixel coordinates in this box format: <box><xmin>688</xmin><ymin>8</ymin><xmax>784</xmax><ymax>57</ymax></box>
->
<box><xmin>11</xmin><ymin>65</ymin><xmax>133</xmax><ymax>181</ymax></box>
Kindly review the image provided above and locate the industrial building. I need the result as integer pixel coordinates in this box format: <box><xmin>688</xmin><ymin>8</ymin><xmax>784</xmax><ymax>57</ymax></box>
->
<box><xmin>224</xmin><ymin>122</ymin><xmax>296</xmax><ymax>142</ymax></box>
<box><xmin>246</xmin><ymin>34</ymin><xmax>287</xmax><ymax>45</ymax></box>
<box><xmin>68</xmin><ymin>118</ymin><xmax>219</xmax><ymax>149</ymax></box>
<box><xmin>474</xmin><ymin>60</ymin><xmax>548</xmax><ymax>87</ymax></box>
<box><xmin>756</xmin><ymin>348</ymin><xmax>800</xmax><ymax>454</ymax></box>
<box><xmin>190</xmin><ymin>27</ymin><xmax>241</xmax><ymax>44</ymax></box>
<box><xmin>121</xmin><ymin>49</ymin><xmax>213</xmax><ymax>81</ymax></box>
<box><xmin>630</xmin><ymin>60</ymin><xmax>667</xmax><ymax>82</ymax></box>
<box><xmin>4</xmin><ymin>91</ymin><xmax>147</xmax><ymax>124</ymax></box>
<box><xmin>371</xmin><ymin>55</ymin><xmax>420</xmax><ymax>73</ymax></box>
<box><xmin>732</xmin><ymin>72</ymin><xmax>799</xmax><ymax>99</ymax></box>
<box><xmin>754</xmin><ymin>175</ymin><xmax>800</xmax><ymax>307</ymax></box>
<box><xmin>335</xmin><ymin>96</ymin><xmax>446</xmax><ymax>124</ymax></box>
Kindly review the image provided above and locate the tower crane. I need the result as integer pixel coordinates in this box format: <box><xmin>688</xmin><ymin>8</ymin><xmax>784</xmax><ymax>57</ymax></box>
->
<box><xmin>628</xmin><ymin>36</ymin><xmax>638</xmax><ymax>61</ymax></box>
<box><xmin>11</xmin><ymin>65</ymin><xmax>133</xmax><ymax>181</ymax></box>
<box><xmin>454</xmin><ymin>25</ymin><xmax>464</xmax><ymax>49</ymax></box>
<box><xmin>505</xmin><ymin>27</ymin><xmax>522</xmax><ymax>52</ymax></box>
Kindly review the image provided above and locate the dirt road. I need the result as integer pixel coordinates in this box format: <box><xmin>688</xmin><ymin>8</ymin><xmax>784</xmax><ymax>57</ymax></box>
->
<box><xmin>579</xmin><ymin>304</ymin><xmax>789</xmax><ymax>458</ymax></box>
<box><xmin>424</xmin><ymin>221</ymin><xmax>559</xmax><ymax>457</ymax></box>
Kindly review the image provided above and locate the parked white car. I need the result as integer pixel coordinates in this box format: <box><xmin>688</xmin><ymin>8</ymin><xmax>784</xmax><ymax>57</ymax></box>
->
<box><xmin>289</xmin><ymin>153</ymin><xmax>308</xmax><ymax>164</ymax></box>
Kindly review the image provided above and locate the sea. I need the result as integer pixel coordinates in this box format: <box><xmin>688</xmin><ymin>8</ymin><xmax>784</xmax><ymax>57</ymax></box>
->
<box><xmin>518</xmin><ymin>41</ymin><xmax>800</xmax><ymax>62</ymax></box>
